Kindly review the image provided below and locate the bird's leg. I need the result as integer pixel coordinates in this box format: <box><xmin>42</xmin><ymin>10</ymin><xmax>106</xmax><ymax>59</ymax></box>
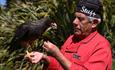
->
<box><xmin>27</xmin><ymin>43</ymin><xmax>32</xmax><ymax>51</ymax></box>
<box><xmin>25</xmin><ymin>43</ymin><xmax>32</xmax><ymax>57</ymax></box>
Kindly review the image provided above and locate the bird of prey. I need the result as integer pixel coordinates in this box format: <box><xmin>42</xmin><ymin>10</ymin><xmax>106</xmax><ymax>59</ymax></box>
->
<box><xmin>8</xmin><ymin>17</ymin><xmax>56</xmax><ymax>52</ymax></box>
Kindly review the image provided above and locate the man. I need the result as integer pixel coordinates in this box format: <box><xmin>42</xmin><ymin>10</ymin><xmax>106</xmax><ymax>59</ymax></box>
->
<box><xmin>25</xmin><ymin>0</ymin><xmax>112</xmax><ymax>70</ymax></box>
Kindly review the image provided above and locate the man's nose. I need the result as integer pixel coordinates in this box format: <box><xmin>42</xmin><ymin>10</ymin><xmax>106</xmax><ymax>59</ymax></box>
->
<box><xmin>73</xmin><ymin>18</ymin><xmax>79</xmax><ymax>25</ymax></box>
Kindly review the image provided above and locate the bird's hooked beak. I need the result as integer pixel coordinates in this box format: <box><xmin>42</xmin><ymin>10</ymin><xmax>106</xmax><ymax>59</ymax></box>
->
<box><xmin>46</xmin><ymin>22</ymin><xmax>57</xmax><ymax>31</ymax></box>
<box><xmin>50</xmin><ymin>23</ymin><xmax>57</xmax><ymax>29</ymax></box>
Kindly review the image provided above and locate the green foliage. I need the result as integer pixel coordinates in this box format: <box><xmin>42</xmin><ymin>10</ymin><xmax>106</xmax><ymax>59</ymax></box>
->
<box><xmin>101</xmin><ymin>0</ymin><xmax>115</xmax><ymax>48</ymax></box>
<box><xmin>113</xmin><ymin>60</ymin><xmax>115</xmax><ymax>70</ymax></box>
<box><xmin>0</xmin><ymin>0</ymin><xmax>58</xmax><ymax>70</ymax></box>
<box><xmin>48</xmin><ymin>0</ymin><xmax>77</xmax><ymax>46</ymax></box>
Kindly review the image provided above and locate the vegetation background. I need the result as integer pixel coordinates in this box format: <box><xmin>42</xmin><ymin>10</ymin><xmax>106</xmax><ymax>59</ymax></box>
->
<box><xmin>0</xmin><ymin>0</ymin><xmax>115</xmax><ymax>70</ymax></box>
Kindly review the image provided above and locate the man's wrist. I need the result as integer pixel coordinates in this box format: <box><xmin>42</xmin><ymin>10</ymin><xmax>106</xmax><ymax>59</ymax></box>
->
<box><xmin>42</xmin><ymin>54</ymin><xmax>50</xmax><ymax>63</ymax></box>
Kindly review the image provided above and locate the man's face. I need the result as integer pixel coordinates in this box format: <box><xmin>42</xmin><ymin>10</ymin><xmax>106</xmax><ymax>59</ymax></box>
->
<box><xmin>73</xmin><ymin>12</ymin><xmax>93</xmax><ymax>37</ymax></box>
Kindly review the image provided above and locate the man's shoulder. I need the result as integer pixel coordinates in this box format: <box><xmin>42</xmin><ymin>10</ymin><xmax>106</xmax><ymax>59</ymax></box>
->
<box><xmin>96</xmin><ymin>32</ymin><xmax>110</xmax><ymax>44</ymax></box>
<box><xmin>95</xmin><ymin>32</ymin><xmax>111</xmax><ymax>49</ymax></box>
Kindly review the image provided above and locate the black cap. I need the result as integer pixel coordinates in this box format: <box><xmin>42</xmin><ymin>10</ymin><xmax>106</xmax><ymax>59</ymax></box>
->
<box><xmin>76</xmin><ymin>0</ymin><xmax>102</xmax><ymax>18</ymax></box>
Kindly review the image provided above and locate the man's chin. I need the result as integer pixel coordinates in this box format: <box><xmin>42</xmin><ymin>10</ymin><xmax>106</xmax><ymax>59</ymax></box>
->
<box><xmin>74</xmin><ymin>32</ymin><xmax>81</xmax><ymax>36</ymax></box>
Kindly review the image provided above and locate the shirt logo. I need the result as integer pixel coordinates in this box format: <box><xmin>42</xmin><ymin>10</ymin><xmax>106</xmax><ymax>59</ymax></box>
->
<box><xmin>73</xmin><ymin>53</ymin><xmax>81</xmax><ymax>60</ymax></box>
<box><xmin>80</xmin><ymin>6</ymin><xmax>96</xmax><ymax>17</ymax></box>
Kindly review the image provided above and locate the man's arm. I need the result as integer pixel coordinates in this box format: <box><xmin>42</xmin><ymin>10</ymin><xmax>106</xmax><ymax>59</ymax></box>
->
<box><xmin>43</xmin><ymin>41</ymin><xmax>71</xmax><ymax>70</ymax></box>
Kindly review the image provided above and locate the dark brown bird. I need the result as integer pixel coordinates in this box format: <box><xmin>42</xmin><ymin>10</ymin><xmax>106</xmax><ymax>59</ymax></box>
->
<box><xmin>8</xmin><ymin>17</ymin><xmax>56</xmax><ymax>52</ymax></box>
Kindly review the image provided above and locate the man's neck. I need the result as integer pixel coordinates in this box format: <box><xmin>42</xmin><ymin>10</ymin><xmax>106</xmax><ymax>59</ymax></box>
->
<box><xmin>73</xmin><ymin>31</ymin><xmax>96</xmax><ymax>42</ymax></box>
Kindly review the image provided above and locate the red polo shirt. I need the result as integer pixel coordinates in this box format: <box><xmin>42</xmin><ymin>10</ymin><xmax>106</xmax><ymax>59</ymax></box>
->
<box><xmin>45</xmin><ymin>31</ymin><xmax>112</xmax><ymax>70</ymax></box>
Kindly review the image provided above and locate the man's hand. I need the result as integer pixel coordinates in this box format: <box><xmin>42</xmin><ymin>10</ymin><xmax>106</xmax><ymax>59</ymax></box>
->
<box><xmin>25</xmin><ymin>51</ymin><xmax>43</xmax><ymax>64</ymax></box>
<box><xmin>43</xmin><ymin>41</ymin><xmax>60</xmax><ymax>56</ymax></box>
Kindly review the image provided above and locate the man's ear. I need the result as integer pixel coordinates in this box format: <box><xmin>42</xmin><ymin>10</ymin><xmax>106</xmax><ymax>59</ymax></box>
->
<box><xmin>92</xmin><ymin>19</ymin><xmax>101</xmax><ymax>28</ymax></box>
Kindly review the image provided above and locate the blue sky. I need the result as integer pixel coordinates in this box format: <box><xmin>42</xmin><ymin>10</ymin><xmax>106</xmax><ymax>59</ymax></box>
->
<box><xmin>0</xmin><ymin>0</ymin><xmax>6</xmax><ymax>5</ymax></box>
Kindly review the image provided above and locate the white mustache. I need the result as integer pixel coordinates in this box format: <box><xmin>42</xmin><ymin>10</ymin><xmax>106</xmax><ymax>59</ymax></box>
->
<box><xmin>74</xmin><ymin>27</ymin><xmax>80</xmax><ymax>30</ymax></box>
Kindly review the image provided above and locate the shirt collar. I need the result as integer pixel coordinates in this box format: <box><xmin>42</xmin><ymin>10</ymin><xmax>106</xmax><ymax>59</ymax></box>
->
<box><xmin>80</xmin><ymin>31</ymin><xmax>98</xmax><ymax>43</ymax></box>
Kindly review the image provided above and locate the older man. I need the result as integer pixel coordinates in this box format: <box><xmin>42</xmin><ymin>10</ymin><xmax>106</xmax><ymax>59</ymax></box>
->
<box><xmin>25</xmin><ymin>0</ymin><xmax>112</xmax><ymax>70</ymax></box>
